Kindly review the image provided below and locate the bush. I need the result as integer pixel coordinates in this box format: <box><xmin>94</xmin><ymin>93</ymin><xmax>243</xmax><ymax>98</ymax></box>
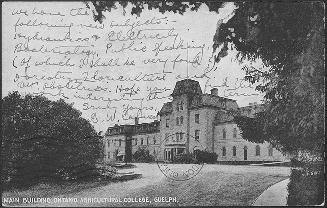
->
<box><xmin>2</xmin><ymin>92</ymin><xmax>102</xmax><ymax>188</ymax></box>
<box><xmin>287</xmin><ymin>155</ymin><xmax>324</xmax><ymax>205</ymax></box>
<box><xmin>173</xmin><ymin>153</ymin><xmax>198</xmax><ymax>164</ymax></box>
<box><xmin>133</xmin><ymin>147</ymin><xmax>154</xmax><ymax>162</ymax></box>
<box><xmin>194</xmin><ymin>150</ymin><xmax>218</xmax><ymax>163</ymax></box>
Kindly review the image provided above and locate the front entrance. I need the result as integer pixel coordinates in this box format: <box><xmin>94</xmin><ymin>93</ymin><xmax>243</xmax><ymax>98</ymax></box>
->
<box><xmin>244</xmin><ymin>146</ymin><xmax>248</xmax><ymax>160</ymax></box>
<box><xmin>164</xmin><ymin>148</ymin><xmax>185</xmax><ymax>161</ymax></box>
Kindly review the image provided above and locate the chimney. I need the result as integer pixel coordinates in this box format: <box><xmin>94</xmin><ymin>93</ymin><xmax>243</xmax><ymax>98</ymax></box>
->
<box><xmin>135</xmin><ymin>117</ymin><xmax>139</xmax><ymax>125</ymax></box>
<box><xmin>210</xmin><ymin>88</ymin><xmax>218</xmax><ymax>96</ymax></box>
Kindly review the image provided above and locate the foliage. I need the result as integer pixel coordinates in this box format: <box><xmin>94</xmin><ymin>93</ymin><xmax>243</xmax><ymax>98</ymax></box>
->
<box><xmin>172</xmin><ymin>153</ymin><xmax>197</xmax><ymax>164</ymax></box>
<box><xmin>133</xmin><ymin>147</ymin><xmax>154</xmax><ymax>162</ymax></box>
<box><xmin>194</xmin><ymin>150</ymin><xmax>218</xmax><ymax>163</ymax></box>
<box><xmin>214</xmin><ymin>2</ymin><xmax>325</xmax><ymax>156</ymax></box>
<box><xmin>1</xmin><ymin>92</ymin><xmax>102</xmax><ymax>188</ymax></box>
<box><xmin>233</xmin><ymin>113</ymin><xmax>265</xmax><ymax>144</ymax></box>
<box><xmin>287</xmin><ymin>158</ymin><xmax>324</xmax><ymax>205</ymax></box>
<box><xmin>86</xmin><ymin>1</ymin><xmax>224</xmax><ymax>22</ymax></box>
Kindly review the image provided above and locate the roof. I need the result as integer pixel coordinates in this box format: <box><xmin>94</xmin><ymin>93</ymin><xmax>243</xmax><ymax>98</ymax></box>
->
<box><xmin>190</xmin><ymin>94</ymin><xmax>239</xmax><ymax>110</ymax></box>
<box><xmin>239</xmin><ymin>104</ymin><xmax>265</xmax><ymax>117</ymax></box>
<box><xmin>171</xmin><ymin>79</ymin><xmax>203</xmax><ymax>97</ymax></box>
<box><xmin>106</xmin><ymin>120</ymin><xmax>160</xmax><ymax>136</ymax></box>
<box><xmin>158</xmin><ymin>102</ymin><xmax>173</xmax><ymax>116</ymax></box>
<box><xmin>213</xmin><ymin>110</ymin><xmax>235</xmax><ymax>125</ymax></box>
<box><xmin>213</xmin><ymin>103</ymin><xmax>266</xmax><ymax>125</ymax></box>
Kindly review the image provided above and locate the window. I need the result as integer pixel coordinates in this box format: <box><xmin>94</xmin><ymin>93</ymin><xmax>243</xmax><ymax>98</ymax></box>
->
<box><xmin>175</xmin><ymin>133</ymin><xmax>183</xmax><ymax>142</ymax></box>
<box><xmin>141</xmin><ymin>138</ymin><xmax>144</xmax><ymax>145</ymax></box>
<box><xmin>153</xmin><ymin>137</ymin><xmax>156</xmax><ymax>144</ymax></box>
<box><xmin>135</xmin><ymin>138</ymin><xmax>138</xmax><ymax>145</ymax></box>
<box><xmin>268</xmin><ymin>146</ymin><xmax>273</xmax><ymax>156</ymax></box>
<box><xmin>177</xmin><ymin>101</ymin><xmax>184</xmax><ymax>111</ymax></box>
<box><xmin>222</xmin><ymin>147</ymin><xmax>226</xmax><ymax>156</ymax></box>
<box><xmin>108</xmin><ymin>140</ymin><xmax>110</xmax><ymax>147</ymax></box>
<box><xmin>180</xmin><ymin>133</ymin><xmax>184</xmax><ymax>141</ymax></box>
<box><xmin>233</xmin><ymin>146</ymin><xmax>236</xmax><ymax>156</ymax></box>
<box><xmin>233</xmin><ymin>128</ymin><xmax>237</xmax><ymax>138</ymax></box>
<box><xmin>255</xmin><ymin>145</ymin><xmax>260</xmax><ymax>156</ymax></box>
<box><xmin>166</xmin><ymin>118</ymin><xmax>170</xmax><ymax>128</ymax></box>
<box><xmin>195</xmin><ymin>114</ymin><xmax>199</xmax><ymax>124</ymax></box>
<box><xmin>195</xmin><ymin>130</ymin><xmax>200</xmax><ymax>141</ymax></box>
<box><xmin>108</xmin><ymin>152</ymin><xmax>110</xmax><ymax>159</ymax></box>
<box><xmin>223</xmin><ymin>128</ymin><xmax>226</xmax><ymax>139</ymax></box>
<box><xmin>119</xmin><ymin>139</ymin><xmax>122</xmax><ymax>146</ymax></box>
<box><xmin>147</xmin><ymin>137</ymin><xmax>149</xmax><ymax>145</ymax></box>
<box><xmin>176</xmin><ymin>116</ymin><xmax>184</xmax><ymax>126</ymax></box>
<box><xmin>176</xmin><ymin>133</ymin><xmax>180</xmax><ymax>142</ymax></box>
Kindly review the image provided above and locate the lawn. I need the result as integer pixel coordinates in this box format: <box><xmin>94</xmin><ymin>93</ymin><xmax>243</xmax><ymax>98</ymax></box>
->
<box><xmin>109</xmin><ymin>171</ymin><xmax>288</xmax><ymax>207</ymax></box>
<box><xmin>2</xmin><ymin>164</ymin><xmax>290</xmax><ymax>207</ymax></box>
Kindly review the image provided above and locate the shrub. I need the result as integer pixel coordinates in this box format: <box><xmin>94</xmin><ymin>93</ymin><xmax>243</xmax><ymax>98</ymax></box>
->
<box><xmin>287</xmin><ymin>154</ymin><xmax>324</xmax><ymax>205</ymax></box>
<box><xmin>2</xmin><ymin>92</ymin><xmax>102</xmax><ymax>188</ymax></box>
<box><xmin>194</xmin><ymin>150</ymin><xmax>218</xmax><ymax>163</ymax></box>
<box><xmin>173</xmin><ymin>153</ymin><xmax>198</xmax><ymax>164</ymax></box>
<box><xmin>133</xmin><ymin>147</ymin><xmax>154</xmax><ymax>162</ymax></box>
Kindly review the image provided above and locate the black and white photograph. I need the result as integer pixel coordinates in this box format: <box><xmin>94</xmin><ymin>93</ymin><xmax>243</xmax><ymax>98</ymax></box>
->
<box><xmin>1</xmin><ymin>0</ymin><xmax>325</xmax><ymax>206</ymax></box>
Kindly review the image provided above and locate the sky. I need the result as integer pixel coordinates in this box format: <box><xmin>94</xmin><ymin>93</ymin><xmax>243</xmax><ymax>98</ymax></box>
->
<box><xmin>2</xmin><ymin>1</ymin><xmax>265</xmax><ymax>132</ymax></box>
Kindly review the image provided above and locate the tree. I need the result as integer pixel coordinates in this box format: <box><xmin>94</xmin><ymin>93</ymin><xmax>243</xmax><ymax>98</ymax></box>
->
<box><xmin>1</xmin><ymin>92</ymin><xmax>102</xmax><ymax>187</ymax></box>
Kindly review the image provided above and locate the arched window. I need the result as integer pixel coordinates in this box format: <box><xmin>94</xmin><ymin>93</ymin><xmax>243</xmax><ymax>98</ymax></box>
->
<box><xmin>222</xmin><ymin>147</ymin><xmax>226</xmax><ymax>156</ymax></box>
<box><xmin>255</xmin><ymin>145</ymin><xmax>260</xmax><ymax>156</ymax></box>
<box><xmin>222</xmin><ymin>128</ymin><xmax>226</xmax><ymax>139</ymax></box>
<box><xmin>233</xmin><ymin>146</ymin><xmax>236</xmax><ymax>156</ymax></box>
<box><xmin>268</xmin><ymin>146</ymin><xmax>273</xmax><ymax>156</ymax></box>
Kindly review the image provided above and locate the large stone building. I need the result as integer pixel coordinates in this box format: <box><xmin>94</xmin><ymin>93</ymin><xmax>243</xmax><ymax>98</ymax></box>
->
<box><xmin>104</xmin><ymin>79</ymin><xmax>286</xmax><ymax>162</ymax></box>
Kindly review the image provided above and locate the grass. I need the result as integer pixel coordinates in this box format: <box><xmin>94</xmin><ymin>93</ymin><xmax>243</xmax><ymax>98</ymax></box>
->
<box><xmin>2</xmin><ymin>164</ymin><xmax>289</xmax><ymax>207</ymax></box>
<box><xmin>110</xmin><ymin>171</ymin><xmax>288</xmax><ymax>207</ymax></box>
<box><xmin>2</xmin><ymin>179</ymin><xmax>112</xmax><ymax>206</ymax></box>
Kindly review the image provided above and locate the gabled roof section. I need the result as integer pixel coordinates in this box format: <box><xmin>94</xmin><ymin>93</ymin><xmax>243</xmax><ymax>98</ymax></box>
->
<box><xmin>158</xmin><ymin>102</ymin><xmax>173</xmax><ymax>116</ymax></box>
<box><xmin>171</xmin><ymin>79</ymin><xmax>203</xmax><ymax>97</ymax></box>
<box><xmin>190</xmin><ymin>94</ymin><xmax>239</xmax><ymax>110</ymax></box>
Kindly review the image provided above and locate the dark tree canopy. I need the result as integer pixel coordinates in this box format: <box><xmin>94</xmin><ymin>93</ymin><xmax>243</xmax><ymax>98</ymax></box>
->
<box><xmin>216</xmin><ymin>2</ymin><xmax>325</xmax><ymax>155</ymax></box>
<box><xmin>86</xmin><ymin>1</ymin><xmax>223</xmax><ymax>22</ymax></box>
<box><xmin>2</xmin><ymin>92</ymin><xmax>102</xmax><ymax>186</ymax></box>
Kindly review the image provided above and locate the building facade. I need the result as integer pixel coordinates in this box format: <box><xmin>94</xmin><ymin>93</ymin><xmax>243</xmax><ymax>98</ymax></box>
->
<box><xmin>104</xmin><ymin>79</ymin><xmax>286</xmax><ymax>162</ymax></box>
